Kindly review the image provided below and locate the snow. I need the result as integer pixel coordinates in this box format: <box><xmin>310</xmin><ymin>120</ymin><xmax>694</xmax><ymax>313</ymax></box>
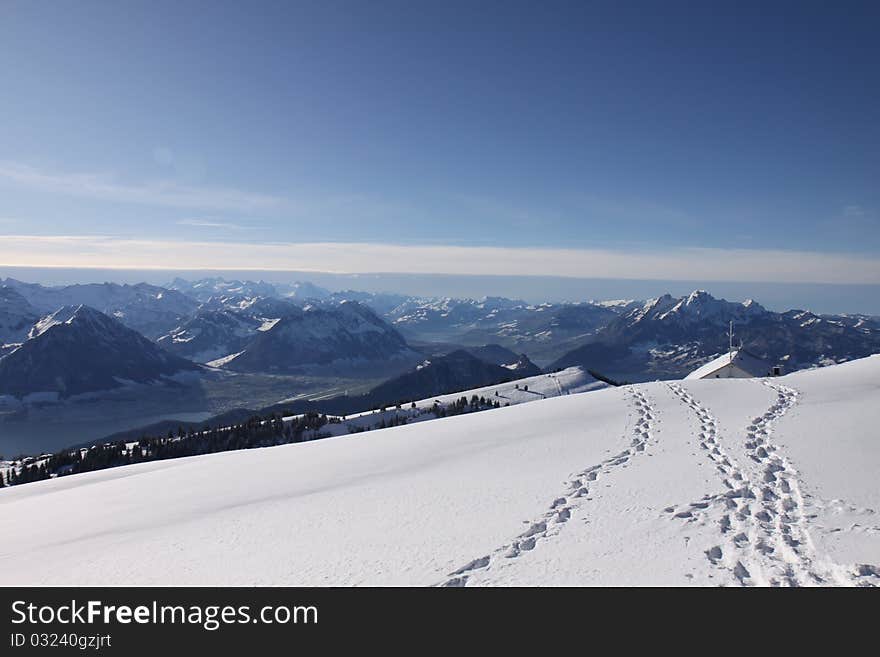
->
<box><xmin>685</xmin><ymin>349</ymin><xmax>771</xmax><ymax>379</ymax></box>
<box><xmin>279</xmin><ymin>367</ymin><xmax>604</xmax><ymax>436</ymax></box>
<box><xmin>1</xmin><ymin>356</ymin><xmax>878</xmax><ymax>586</ymax></box>
<box><xmin>592</xmin><ymin>298</ymin><xmax>637</xmax><ymax>309</ymax></box>
<box><xmin>204</xmin><ymin>351</ymin><xmax>245</xmax><ymax>368</ymax></box>
<box><xmin>257</xmin><ymin>318</ymin><xmax>280</xmax><ymax>332</ymax></box>
<box><xmin>28</xmin><ymin>304</ymin><xmax>84</xmax><ymax>338</ymax></box>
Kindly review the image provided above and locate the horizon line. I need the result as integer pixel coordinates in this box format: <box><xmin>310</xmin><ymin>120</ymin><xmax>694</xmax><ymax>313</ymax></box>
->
<box><xmin>0</xmin><ymin>235</ymin><xmax>879</xmax><ymax>286</ymax></box>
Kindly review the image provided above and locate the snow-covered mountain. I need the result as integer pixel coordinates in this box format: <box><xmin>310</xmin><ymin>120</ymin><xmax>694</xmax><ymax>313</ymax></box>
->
<box><xmin>326</xmin><ymin>290</ymin><xmax>412</xmax><ymax>315</ymax></box>
<box><xmin>590</xmin><ymin>298</ymin><xmax>641</xmax><ymax>313</ymax></box>
<box><xmin>2</xmin><ymin>354</ymin><xmax>876</xmax><ymax>586</ymax></box>
<box><xmin>385</xmin><ymin>296</ymin><xmax>619</xmax><ymax>361</ymax></box>
<box><xmin>158</xmin><ymin>296</ymin><xmax>303</xmax><ymax>363</ymax></box>
<box><xmin>0</xmin><ymin>305</ymin><xmax>199</xmax><ymax>399</ymax></box>
<box><xmin>157</xmin><ymin>309</ymin><xmax>263</xmax><ymax>363</ymax></box>
<box><xmin>0</xmin><ymin>286</ymin><xmax>39</xmax><ymax>346</ymax></box>
<box><xmin>202</xmin><ymin>294</ymin><xmax>301</xmax><ymax>319</ymax></box>
<box><xmin>278</xmin><ymin>280</ymin><xmax>332</xmax><ymax>301</ymax></box>
<box><xmin>223</xmin><ymin>301</ymin><xmax>418</xmax><ymax>373</ymax></box>
<box><xmin>156</xmin><ymin>278</ymin><xmax>627</xmax><ymax>364</ymax></box>
<box><xmin>1</xmin><ymin>278</ymin><xmax>198</xmax><ymax>339</ymax></box>
<box><xmin>604</xmin><ymin>290</ymin><xmax>768</xmax><ymax>339</ymax></box>
<box><xmin>168</xmin><ymin>276</ymin><xmax>332</xmax><ymax>303</ymax></box>
<box><xmin>385</xmin><ymin>296</ymin><xmax>531</xmax><ymax>340</ymax></box>
<box><xmin>167</xmin><ymin>277</ymin><xmax>279</xmax><ymax>302</ymax></box>
<box><xmin>552</xmin><ymin>290</ymin><xmax>880</xmax><ymax>379</ymax></box>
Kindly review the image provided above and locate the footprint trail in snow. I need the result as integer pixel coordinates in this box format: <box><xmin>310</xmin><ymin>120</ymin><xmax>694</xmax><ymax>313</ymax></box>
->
<box><xmin>666</xmin><ymin>381</ymin><xmax>879</xmax><ymax>587</ymax></box>
<box><xmin>439</xmin><ymin>388</ymin><xmax>657</xmax><ymax>587</ymax></box>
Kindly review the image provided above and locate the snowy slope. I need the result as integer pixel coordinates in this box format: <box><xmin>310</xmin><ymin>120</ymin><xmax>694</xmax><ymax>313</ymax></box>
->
<box><xmin>1</xmin><ymin>356</ymin><xmax>877</xmax><ymax>586</ymax></box>
<box><xmin>282</xmin><ymin>366</ymin><xmax>604</xmax><ymax>438</ymax></box>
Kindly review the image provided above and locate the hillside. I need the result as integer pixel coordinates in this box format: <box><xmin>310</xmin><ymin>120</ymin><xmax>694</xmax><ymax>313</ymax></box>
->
<box><xmin>1</xmin><ymin>355</ymin><xmax>877</xmax><ymax>586</ymax></box>
<box><xmin>365</xmin><ymin>350</ymin><xmax>539</xmax><ymax>404</ymax></box>
<box><xmin>247</xmin><ymin>351</ymin><xmax>551</xmax><ymax>418</ymax></box>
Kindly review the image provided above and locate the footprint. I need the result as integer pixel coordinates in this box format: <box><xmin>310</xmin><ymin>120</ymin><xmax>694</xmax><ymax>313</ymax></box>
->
<box><xmin>733</xmin><ymin>561</ymin><xmax>751</xmax><ymax>583</ymax></box>
<box><xmin>521</xmin><ymin>522</ymin><xmax>546</xmax><ymax>538</ymax></box>
<box><xmin>450</xmin><ymin>555</ymin><xmax>489</xmax><ymax>575</ymax></box>
<box><xmin>442</xmin><ymin>576</ymin><xmax>468</xmax><ymax>587</ymax></box>
<box><xmin>706</xmin><ymin>546</ymin><xmax>723</xmax><ymax>564</ymax></box>
<box><xmin>519</xmin><ymin>537</ymin><xmax>536</xmax><ymax>551</ymax></box>
<box><xmin>855</xmin><ymin>564</ymin><xmax>879</xmax><ymax>577</ymax></box>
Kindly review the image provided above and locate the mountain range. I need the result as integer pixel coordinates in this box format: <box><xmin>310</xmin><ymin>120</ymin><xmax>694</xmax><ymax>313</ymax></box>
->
<box><xmin>550</xmin><ymin>290</ymin><xmax>880</xmax><ymax>379</ymax></box>
<box><xmin>2</xmin><ymin>278</ymin><xmax>879</xmax><ymax>403</ymax></box>
<box><xmin>383</xmin><ymin>296</ymin><xmax>619</xmax><ymax>361</ymax></box>
<box><xmin>1</xmin><ymin>275</ymin><xmax>879</xmax><ymax>463</ymax></box>
<box><xmin>1</xmin><ymin>278</ymin><xmax>198</xmax><ymax>339</ymax></box>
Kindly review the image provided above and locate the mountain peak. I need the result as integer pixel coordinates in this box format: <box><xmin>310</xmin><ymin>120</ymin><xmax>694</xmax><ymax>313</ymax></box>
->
<box><xmin>685</xmin><ymin>289</ymin><xmax>714</xmax><ymax>305</ymax></box>
<box><xmin>505</xmin><ymin>353</ymin><xmax>542</xmax><ymax>376</ymax></box>
<box><xmin>2</xmin><ymin>306</ymin><xmax>198</xmax><ymax>398</ymax></box>
<box><xmin>284</xmin><ymin>280</ymin><xmax>330</xmax><ymax>300</ymax></box>
<box><xmin>224</xmin><ymin>302</ymin><xmax>414</xmax><ymax>373</ymax></box>
<box><xmin>741</xmin><ymin>298</ymin><xmax>766</xmax><ymax>313</ymax></box>
<box><xmin>634</xmin><ymin>294</ymin><xmax>677</xmax><ymax>319</ymax></box>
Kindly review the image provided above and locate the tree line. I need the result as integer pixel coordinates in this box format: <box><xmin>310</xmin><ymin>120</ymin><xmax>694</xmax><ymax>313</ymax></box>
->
<box><xmin>0</xmin><ymin>395</ymin><xmax>506</xmax><ymax>488</ymax></box>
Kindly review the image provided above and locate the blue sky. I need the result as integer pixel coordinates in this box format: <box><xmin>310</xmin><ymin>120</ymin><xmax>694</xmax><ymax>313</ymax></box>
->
<box><xmin>0</xmin><ymin>1</ymin><xmax>878</xmax><ymax>302</ymax></box>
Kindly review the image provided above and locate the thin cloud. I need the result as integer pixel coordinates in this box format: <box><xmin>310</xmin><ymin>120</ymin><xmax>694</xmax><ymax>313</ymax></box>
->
<box><xmin>0</xmin><ymin>162</ymin><xmax>284</xmax><ymax>213</ymax></box>
<box><xmin>0</xmin><ymin>235</ymin><xmax>878</xmax><ymax>285</ymax></box>
<box><xmin>177</xmin><ymin>218</ymin><xmax>248</xmax><ymax>230</ymax></box>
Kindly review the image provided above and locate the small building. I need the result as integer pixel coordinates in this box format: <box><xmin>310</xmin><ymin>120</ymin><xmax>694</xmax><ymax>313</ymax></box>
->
<box><xmin>685</xmin><ymin>349</ymin><xmax>776</xmax><ymax>380</ymax></box>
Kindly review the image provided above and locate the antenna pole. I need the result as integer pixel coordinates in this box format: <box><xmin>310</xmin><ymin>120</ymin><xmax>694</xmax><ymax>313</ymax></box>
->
<box><xmin>729</xmin><ymin>320</ymin><xmax>733</xmax><ymax>362</ymax></box>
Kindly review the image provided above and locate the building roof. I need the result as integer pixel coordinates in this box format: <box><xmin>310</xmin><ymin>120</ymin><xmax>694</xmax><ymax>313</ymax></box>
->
<box><xmin>685</xmin><ymin>349</ymin><xmax>770</xmax><ymax>379</ymax></box>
